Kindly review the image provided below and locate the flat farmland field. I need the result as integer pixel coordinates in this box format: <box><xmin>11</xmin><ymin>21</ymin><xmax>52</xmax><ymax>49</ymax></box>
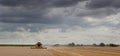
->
<box><xmin>0</xmin><ymin>47</ymin><xmax>53</xmax><ymax>56</ymax></box>
<box><xmin>0</xmin><ymin>46</ymin><xmax>120</xmax><ymax>56</ymax></box>
<box><xmin>49</xmin><ymin>47</ymin><xmax>120</xmax><ymax>56</ymax></box>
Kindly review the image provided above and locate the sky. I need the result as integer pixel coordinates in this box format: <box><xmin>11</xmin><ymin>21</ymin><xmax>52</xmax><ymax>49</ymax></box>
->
<box><xmin>0</xmin><ymin>0</ymin><xmax>120</xmax><ymax>45</ymax></box>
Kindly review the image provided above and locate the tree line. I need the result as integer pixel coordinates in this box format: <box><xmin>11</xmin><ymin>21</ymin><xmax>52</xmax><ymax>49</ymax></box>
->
<box><xmin>53</xmin><ymin>42</ymin><xmax>119</xmax><ymax>47</ymax></box>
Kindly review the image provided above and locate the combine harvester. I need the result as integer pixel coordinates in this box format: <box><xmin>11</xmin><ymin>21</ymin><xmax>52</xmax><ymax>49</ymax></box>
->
<box><xmin>31</xmin><ymin>42</ymin><xmax>47</xmax><ymax>49</ymax></box>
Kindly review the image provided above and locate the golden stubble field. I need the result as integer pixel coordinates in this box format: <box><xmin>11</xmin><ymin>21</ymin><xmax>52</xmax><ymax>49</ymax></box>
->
<box><xmin>0</xmin><ymin>46</ymin><xmax>120</xmax><ymax>56</ymax></box>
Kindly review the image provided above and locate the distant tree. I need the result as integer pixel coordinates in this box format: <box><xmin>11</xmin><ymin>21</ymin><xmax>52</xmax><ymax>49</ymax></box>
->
<box><xmin>80</xmin><ymin>44</ymin><xmax>84</xmax><ymax>46</ymax></box>
<box><xmin>93</xmin><ymin>43</ymin><xmax>97</xmax><ymax>46</ymax></box>
<box><xmin>99</xmin><ymin>43</ymin><xmax>105</xmax><ymax>47</ymax></box>
<box><xmin>54</xmin><ymin>44</ymin><xmax>60</xmax><ymax>46</ymax></box>
<box><xmin>108</xmin><ymin>43</ymin><xmax>119</xmax><ymax>47</ymax></box>
<box><xmin>68</xmin><ymin>42</ymin><xmax>75</xmax><ymax>46</ymax></box>
<box><xmin>76</xmin><ymin>44</ymin><xmax>80</xmax><ymax>46</ymax></box>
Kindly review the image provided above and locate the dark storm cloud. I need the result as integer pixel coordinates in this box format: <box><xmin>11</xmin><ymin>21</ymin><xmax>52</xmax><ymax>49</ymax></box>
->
<box><xmin>0</xmin><ymin>0</ymin><xmax>48</xmax><ymax>7</ymax></box>
<box><xmin>86</xmin><ymin>0</ymin><xmax>120</xmax><ymax>9</ymax></box>
<box><xmin>0</xmin><ymin>0</ymin><xmax>86</xmax><ymax>7</ymax></box>
<box><xmin>50</xmin><ymin>0</ymin><xmax>86</xmax><ymax>7</ymax></box>
<box><xmin>0</xmin><ymin>0</ymin><xmax>87</xmax><ymax>23</ymax></box>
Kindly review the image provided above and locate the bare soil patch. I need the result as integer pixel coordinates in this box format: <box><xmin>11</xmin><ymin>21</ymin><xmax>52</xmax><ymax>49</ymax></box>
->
<box><xmin>0</xmin><ymin>47</ymin><xmax>53</xmax><ymax>56</ymax></box>
<box><xmin>49</xmin><ymin>47</ymin><xmax>120</xmax><ymax>56</ymax></box>
<box><xmin>0</xmin><ymin>46</ymin><xmax>120</xmax><ymax>56</ymax></box>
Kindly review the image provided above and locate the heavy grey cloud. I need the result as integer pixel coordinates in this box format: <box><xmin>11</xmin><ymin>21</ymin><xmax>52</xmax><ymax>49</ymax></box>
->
<box><xmin>0</xmin><ymin>0</ymin><xmax>119</xmax><ymax>25</ymax></box>
<box><xmin>86</xmin><ymin>0</ymin><xmax>120</xmax><ymax>9</ymax></box>
<box><xmin>0</xmin><ymin>0</ymin><xmax>86</xmax><ymax>7</ymax></box>
<box><xmin>0</xmin><ymin>0</ymin><xmax>120</xmax><ymax>44</ymax></box>
<box><xmin>0</xmin><ymin>0</ymin><xmax>87</xmax><ymax>23</ymax></box>
<box><xmin>0</xmin><ymin>0</ymin><xmax>119</xmax><ymax>27</ymax></box>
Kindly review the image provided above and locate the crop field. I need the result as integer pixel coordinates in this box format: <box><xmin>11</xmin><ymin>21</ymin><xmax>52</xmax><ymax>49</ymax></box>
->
<box><xmin>0</xmin><ymin>46</ymin><xmax>120</xmax><ymax>56</ymax></box>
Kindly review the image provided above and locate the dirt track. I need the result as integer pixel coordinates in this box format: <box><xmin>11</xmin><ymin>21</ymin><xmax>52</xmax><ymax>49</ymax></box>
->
<box><xmin>0</xmin><ymin>47</ymin><xmax>120</xmax><ymax>56</ymax></box>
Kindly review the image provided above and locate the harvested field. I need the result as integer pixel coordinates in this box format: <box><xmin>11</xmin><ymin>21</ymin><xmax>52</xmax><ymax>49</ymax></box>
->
<box><xmin>0</xmin><ymin>47</ymin><xmax>53</xmax><ymax>56</ymax></box>
<box><xmin>48</xmin><ymin>47</ymin><xmax>120</xmax><ymax>56</ymax></box>
<box><xmin>0</xmin><ymin>47</ymin><xmax>120</xmax><ymax>56</ymax></box>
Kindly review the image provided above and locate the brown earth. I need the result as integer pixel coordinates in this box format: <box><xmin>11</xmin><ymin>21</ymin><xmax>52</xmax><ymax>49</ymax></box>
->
<box><xmin>48</xmin><ymin>47</ymin><xmax>120</xmax><ymax>56</ymax></box>
<box><xmin>0</xmin><ymin>47</ymin><xmax>120</xmax><ymax>56</ymax></box>
<box><xmin>0</xmin><ymin>47</ymin><xmax>53</xmax><ymax>56</ymax></box>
